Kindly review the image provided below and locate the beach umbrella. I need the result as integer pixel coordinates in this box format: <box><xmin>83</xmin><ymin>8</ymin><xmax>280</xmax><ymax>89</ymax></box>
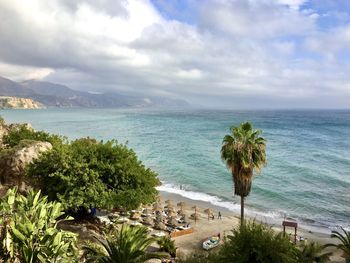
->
<box><xmin>177</xmin><ymin>201</ymin><xmax>186</xmax><ymax>211</ymax></box>
<box><xmin>190</xmin><ymin>213</ymin><xmax>199</xmax><ymax>220</ymax></box>
<box><xmin>142</xmin><ymin>216</ymin><xmax>153</xmax><ymax>226</ymax></box>
<box><xmin>168</xmin><ymin>217</ymin><xmax>178</xmax><ymax>227</ymax></box>
<box><xmin>153</xmin><ymin>203</ymin><xmax>163</xmax><ymax>212</ymax></box>
<box><xmin>167</xmin><ymin>210</ymin><xmax>177</xmax><ymax>218</ymax></box>
<box><xmin>180</xmin><ymin>214</ymin><xmax>187</xmax><ymax>224</ymax></box>
<box><xmin>155</xmin><ymin>213</ymin><xmax>165</xmax><ymax>223</ymax></box>
<box><xmin>154</xmin><ymin>221</ymin><xmax>166</xmax><ymax>230</ymax></box>
<box><xmin>143</xmin><ymin>208</ymin><xmax>152</xmax><ymax>215</ymax></box>
<box><xmin>192</xmin><ymin>205</ymin><xmax>198</xmax><ymax>222</ymax></box>
<box><xmin>204</xmin><ymin>208</ymin><xmax>213</xmax><ymax>221</ymax></box>
<box><xmin>130</xmin><ymin>211</ymin><xmax>141</xmax><ymax>220</ymax></box>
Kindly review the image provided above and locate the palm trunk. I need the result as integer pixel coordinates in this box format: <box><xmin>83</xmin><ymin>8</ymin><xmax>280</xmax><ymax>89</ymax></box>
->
<box><xmin>240</xmin><ymin>195</ymin><xmax>244</xmax><ymax>226</ymax></box>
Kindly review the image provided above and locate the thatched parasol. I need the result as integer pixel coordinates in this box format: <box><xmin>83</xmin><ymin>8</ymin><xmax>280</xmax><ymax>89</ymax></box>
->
<box><xmin>153</xmin><ymin>203</ymin><xmax>163</xmax><ymax>212</ymax></box>
<box><xmin>167</xmin><ymin>210</ymin><xmax>177</xmax><ymax>218</ymax></box>
<box><xmin>130</xmin><ymin>211</ymin><xmax>141</xmax><ymax>220</ymax></box>
<box><xmin>154</xmin><ymin>221</ymin><xmax>166</xmax><ymax>230</ymax></box>
<box><xmin>142</xmin><ymin>216</ymin><xmax>153</xmax><ymax>226</ymax></box>
<box><xmin>204</xmin><ymin>208</ymin><xmax>213</xmax><ymax>221</ymax></box>
<box><xmin>143</xmin><ymin>208</ymin><xmax>152</xmax><ymax>215</ymax></box>
<box><xmin>190</xmin><ymin>213</ymin><xmax>199</xmax><ymax>220</ymax></box>
<box><xmin>177</xmin><ymin>201</ymin><xmax>186</xmax><ymax>211</ymax></box>
<box><xmin>192</xmin><ymin>205</ymin><xmax>198</xmax><ymax>222</ymax></box>
<box><xmin>155</xmin><ymin>213</ymin><xmax>165</xmax><ymax>223</ymax></box>
<box><xmin>168</xmin><ymin>217</ymin><xmax>178</xmax><ymax>227</ymax></box>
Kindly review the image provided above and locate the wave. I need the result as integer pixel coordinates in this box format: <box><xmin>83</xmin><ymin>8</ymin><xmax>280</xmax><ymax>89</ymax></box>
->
<box><xmin>156</xmin><ymin>182</ymin><xmax>342</xmax><ymax>235</ymax></box>
<box><xmin>157</xmin><ymin>183</ymin><xmax>284</xmax><ymax>223</ymax></box>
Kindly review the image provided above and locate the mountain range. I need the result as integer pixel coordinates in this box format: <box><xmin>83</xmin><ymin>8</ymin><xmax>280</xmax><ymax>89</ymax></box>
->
<box><xmin>0</xmin><ymin>76</ymin><xmax>188</xmax><ymax>108</ymax></box>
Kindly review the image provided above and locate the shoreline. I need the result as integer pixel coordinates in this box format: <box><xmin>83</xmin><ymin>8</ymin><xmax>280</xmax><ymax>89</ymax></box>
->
<box><xmin>159</xmin><ymin>190</ymin><xmax>332</xmax><ymax>239</ymax></box>
<box><xmin>159</xmin><ymin>190</ymin><xmax>344</xmax><ymax>262</ymax></box>
<box><xmin>158</xmin><ymin>185</ymin><xmax>335</xmax><ymax>235</ymax></box>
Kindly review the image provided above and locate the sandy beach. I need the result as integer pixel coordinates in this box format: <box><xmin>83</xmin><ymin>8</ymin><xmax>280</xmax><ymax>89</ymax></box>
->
<box><xmin>159</xmin><ymin>191</ymin><xmax>344</xmax><ymax>262</ymax></box>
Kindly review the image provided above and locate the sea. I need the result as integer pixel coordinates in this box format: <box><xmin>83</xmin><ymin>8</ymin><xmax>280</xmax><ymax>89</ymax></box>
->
<box><xmin>1</xmin><ymin>108</ymin><xmax>349</xmax><ymax>233</ymax></box>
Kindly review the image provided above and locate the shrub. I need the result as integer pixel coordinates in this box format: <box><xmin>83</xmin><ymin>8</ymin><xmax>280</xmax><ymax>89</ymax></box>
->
<box><xmin>297</xmin><ymin>241</ymin><xmax>331</xmax><ymax>263</ymax></box>
<box><xmin>0</xmin><ymin>187</ymin><xmax>78</xmax><ymax>262</ymax></box>
<box><xmin>2</xmin><ymin>125</ymin><xmax>64</xmax><ymax>148</ymax></box>
<box><xmin>217</xmin><ymin>221</ymin><xmax>298</xmax><ymax>263</ymax></box>
<box><xmin>157</xmin><ymin>236</ymin><xmax>177</xmax><ymax>257</ymax></box>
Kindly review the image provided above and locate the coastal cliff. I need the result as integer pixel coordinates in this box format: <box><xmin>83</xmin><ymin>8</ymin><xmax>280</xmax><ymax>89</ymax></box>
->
<box><xmin>0</xmin><ymin>96</ymin><xmax>43</xmax><ymax>109</ymax></box>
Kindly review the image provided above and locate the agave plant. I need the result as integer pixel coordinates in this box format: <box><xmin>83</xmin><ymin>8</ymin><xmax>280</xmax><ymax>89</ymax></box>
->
<box><xmin>325</xmin><ymin>227</ymin><xmax>350</xmax><ymax>262</ymax></box>
<box><xmin>0</xmin><ymin>187</ymin><xmax>78</xmax><ymax>262</ymax></box>
<box><xmin>83</xmin><ymin>224</ymin><xmax>154</xmax><ymax>263</ymax></box>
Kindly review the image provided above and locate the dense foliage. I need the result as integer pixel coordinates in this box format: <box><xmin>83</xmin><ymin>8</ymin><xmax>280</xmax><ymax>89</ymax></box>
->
<box><xmin>297</xmin><ymin>242</ymin><xmax>331</xmax><ymax>263</ymax></box>
<box><xmin>217</xmin><ymin>221</ymin><xmax>297</xmax><ymax>263</ymax></box>
<box><xmin>0</xmin><ymin>187</ymin><xmax>78</xmax><ymax>262</ymax></box>
<box><xmin>157</xmin><ymin>236</ymin><xmax>177</xmax><ymax>257</ymax></box>
<box><xmin>325</xmin><ymin>227</ymin><xmax>350</xmax><ymax>260</ymax></box>
<box><xmin>27</xmin><ymin>138</ymin><xmax>159</xmax><ymax>210</ymax></box>
<box><xmin>82</xmin><ymin>225</ymin><xmax>154</xmax><ymax>263</ymax></box>
<box><xmin>2</xmin><ymin>125</ymin><xmax>64</xmax><ymax>148</ymax></box>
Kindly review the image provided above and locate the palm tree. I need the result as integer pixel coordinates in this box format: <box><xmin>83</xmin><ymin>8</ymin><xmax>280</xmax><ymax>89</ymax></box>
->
<box><xmin>221</xmin><ymin>122</ymin><xmax>266</xmax><ymax>225</ymax></box>
<box><xmin>297</xmin><ymin>242</ymin><xmax>332</xmax><ymax>263</ymax></box>
<box><xmin>83</xmin><ymin>225</ymin><xmax>154</xmax><ymax>263</ymax></box>
<box><xmin>325</xmin><ymin>227</ymin><xmax>350</xmax><ymax>262</ymax></box>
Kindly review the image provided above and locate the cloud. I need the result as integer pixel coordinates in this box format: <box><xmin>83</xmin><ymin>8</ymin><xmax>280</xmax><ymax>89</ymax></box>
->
<box><xmin>0</xmin><ymin>0</ymin><xmax>349</xmax><ymax>108</ymax></box>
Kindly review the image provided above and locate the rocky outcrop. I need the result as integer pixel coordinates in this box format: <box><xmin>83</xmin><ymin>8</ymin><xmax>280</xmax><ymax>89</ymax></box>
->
<box><xmin>0</xmin><ymin>120</ymin><xmax>9</xmax><ymax>147</ymax></box>
<box><xmin>0</xmin><ymin>96</ymin><xmax>43</xmax><ymax>109</ymax></box>
<box><xmin>0</xmin><ymin>141</ymin><xmax>52</xmax><ymax>191</ymax></box>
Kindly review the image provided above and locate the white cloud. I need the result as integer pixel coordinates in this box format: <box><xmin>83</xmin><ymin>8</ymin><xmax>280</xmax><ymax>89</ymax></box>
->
<box><xmin>0</xmin><ymin>0</ymin><xmax>349</xmax><ymax>108</ymax></box>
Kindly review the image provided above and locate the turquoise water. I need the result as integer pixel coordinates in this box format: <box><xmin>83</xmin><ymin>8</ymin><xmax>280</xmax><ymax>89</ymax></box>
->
<box><xmin>1</xmin><ymin>108</ymin><xmax>349</xmax><ymax>231</ymax></box>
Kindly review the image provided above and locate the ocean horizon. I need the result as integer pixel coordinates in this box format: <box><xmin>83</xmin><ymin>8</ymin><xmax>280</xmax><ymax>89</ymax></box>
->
<box><xmin>1</xmin><ymin>108</ymin><xmax>349</xmax><ymax>232</ymax></box>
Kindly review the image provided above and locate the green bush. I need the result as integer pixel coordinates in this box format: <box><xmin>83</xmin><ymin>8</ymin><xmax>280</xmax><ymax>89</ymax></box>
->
<box><xmin>2</xmin><ymin>125</ymin><xmax>64</xmax><ymax>148</ymax></box>
<box><xmin>217</xmin><ymin>221</ymin><xmax>298</xmax><ymax>263</ymax></box>
<box><xmin>297</xmin><ymin>241</ymin><xmax>331</xmax><ymax>263</ymax></box>
<box><xmin>157</xmin><ymin>236</ymin><xmax>177</xmax><ymax>257</ymax></box>
<box><xmin>27</xmin><ymin>138</ymin><xmax>159</xmax><ymax>210</ymax></box>
<box><xmin>0</xmin><ymin>187</ymin><xmax>78</xmax><ymax>262</ymax></box>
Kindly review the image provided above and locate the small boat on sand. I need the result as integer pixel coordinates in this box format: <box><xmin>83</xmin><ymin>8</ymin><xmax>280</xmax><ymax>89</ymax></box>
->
<box><xmin>202</xmin><ymin>234</ymin><xmax>220</xmax><ymax>250</ymax></box>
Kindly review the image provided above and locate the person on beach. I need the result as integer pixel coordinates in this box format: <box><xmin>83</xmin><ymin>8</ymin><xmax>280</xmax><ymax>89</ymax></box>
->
<box><xmin>218</xmin><ymin>211</ymin><xmax>222</xmax><ymax>219</ymax></box>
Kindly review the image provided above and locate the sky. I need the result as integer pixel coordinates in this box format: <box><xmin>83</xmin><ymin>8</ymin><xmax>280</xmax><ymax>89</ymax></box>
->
<box><xmin>0</xmin><ymin>0</ymin><xmax>350</xmax><ymax>109</ymax></box>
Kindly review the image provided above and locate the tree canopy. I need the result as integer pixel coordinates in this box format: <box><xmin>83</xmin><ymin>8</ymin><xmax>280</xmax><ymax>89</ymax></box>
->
<box><xmin>27</xmin><ymin>137</ymin><xmax>159</xmax><ymax>210</ymax></box>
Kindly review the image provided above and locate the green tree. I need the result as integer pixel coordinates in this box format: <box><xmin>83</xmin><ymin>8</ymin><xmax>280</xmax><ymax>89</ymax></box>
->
<box><xmin>82</xmin><ymin>225</ymin><xmax>154</xmax><ymax>263</ymax></box>
<box><xmin>2</xmin><ymin>125</ymin><xmax>64</xmax><ymax>148</ymax></box>
<box><xmin>221</xmin><ymin>122</ymin><xmax>266</xmax><ymax>224</ymax></box>
<box><xmin>217</xmin><ymin>221</ymin><xmax>298</xmax><ymax>263</ymax></box>
<box><xmin>27</xmin><ymin>138</ymin><xmax>159</xmax><ymax>211</ymax></box>
<box><xmin>297</xmin><ymin>242</ymin><xmax>331</xmax><ymax>263</ymax></box>
<box><xmin>325</xmin><ymin>227</ymin><xmax>350</xmax><ymax>262</ymax></box>
<box><xmin>0</xmin><ymin>187</ymin><xmax>78</xmax><ymax>262</ymax></box>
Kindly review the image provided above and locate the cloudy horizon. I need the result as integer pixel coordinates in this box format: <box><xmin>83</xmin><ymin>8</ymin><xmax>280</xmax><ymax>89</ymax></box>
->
<box><xmin>0</xmin><ymin>0</ymin><xmax>350</xmax><ymax>109</ymax></box>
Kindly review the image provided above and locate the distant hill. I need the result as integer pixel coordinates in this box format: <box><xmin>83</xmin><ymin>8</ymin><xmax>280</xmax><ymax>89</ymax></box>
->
<box><xmin>0</xmin><ymin>76</ymin><xmax>189</xmax><ymax>108</ymax></box>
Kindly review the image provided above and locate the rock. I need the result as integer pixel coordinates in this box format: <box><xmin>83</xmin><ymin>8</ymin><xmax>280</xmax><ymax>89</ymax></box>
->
<box><xmin>0</xmin><ymin>119</ymin><xmax>9</xmax><ymax>147</ymax></box>
<box><xmin>0</xmin><ymin>96</ymin><xmax>44</xmax><ymax>109</ymax></box>
<box><xmin>0</xmin><ymin>141</ymin><xmax>52</xmax><ymax>191</ymax></box>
